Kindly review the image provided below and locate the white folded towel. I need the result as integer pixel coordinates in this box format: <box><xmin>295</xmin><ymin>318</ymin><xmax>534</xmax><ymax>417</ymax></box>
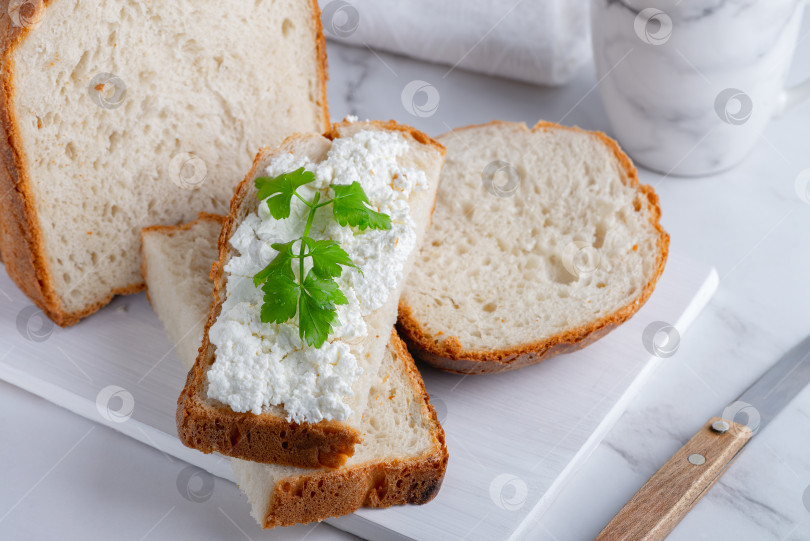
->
<box><xmin>318</xmin><ymin>0</ymin><xmax>590</xmax><ymax>86</ymax></box>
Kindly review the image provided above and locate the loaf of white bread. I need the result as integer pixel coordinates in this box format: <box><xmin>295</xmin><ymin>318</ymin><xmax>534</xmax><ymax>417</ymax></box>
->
<box><xmin>141</xmin><ymin>214</ymin><xmax>448</xmax><ymax>528</ymax></box>
<box><xmin>0</xmin><ymin>0</ymin><xmax>328</xmax><ymax>325</ymax></box>
<box><xmin>398</xmin><ymin>121</ymin><xmax>669</xmax><ymax>374</ymax></box>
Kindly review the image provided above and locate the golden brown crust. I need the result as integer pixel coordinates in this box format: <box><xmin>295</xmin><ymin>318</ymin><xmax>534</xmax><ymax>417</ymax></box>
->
<box><xmin>177</xmin><ymin>120</ymin><xmax>444</xmax><ymax>468</ymax></box>
<box><xmin>263</xmin><ymin>331</ymin><xmax>449</xmax><ymax>528</ymax></box>
<box><xmin>397</xmin><ymin>120</ymin><xmax>670</xmax><ymax>375</ymax></box>
<box><xmin>309</xmin><ymin>0</ymin><xmax>330</xmax><ymax>133</ymax></box>
<box><xmin>0</xmin><ymin>0</ymin><xmax>330</xmax><ymax>327</ymax></box>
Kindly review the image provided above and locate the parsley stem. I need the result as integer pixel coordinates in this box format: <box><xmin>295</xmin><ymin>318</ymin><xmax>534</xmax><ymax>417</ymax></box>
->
<box><xmin>303</xmin><ymin>192</ymin><xmax>320</xmax><ymax>239</ymax></box>
<box><xmin>299</xmin><ymin>191</ymin><xmax>320</xmax><ymax>284</ymax></box>
<box><xmin>293</xmin><ymin>191</ymin><xmax>312</xmax><ymax>207</ymax></box>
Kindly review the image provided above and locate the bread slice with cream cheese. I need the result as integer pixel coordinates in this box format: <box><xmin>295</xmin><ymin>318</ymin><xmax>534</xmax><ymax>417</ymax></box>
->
<box><xmin>176</xmin><ymin>120</ymin><xmax>445</xmax><ymax>468</ymax></box>
<box><xmin>398</xmin><ymin>121</ymin><xmax>669</xmax><ymax>374</ymax></box>
<box><xmin>141</xmin><ymin>213</ymin><xmax>447</xmax><ymax>527</ymax></box>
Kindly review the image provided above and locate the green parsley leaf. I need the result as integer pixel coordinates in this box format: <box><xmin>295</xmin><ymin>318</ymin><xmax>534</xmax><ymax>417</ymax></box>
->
<box><xmin>253</xmin><ymin>241</ymin><xmax>296</xmax><ymax>286</ymax></box>
<box><xmin>298</xmin><ymin>287</ymin><xmax>340</xmax><ymax>347</ymax></box>
<box><xmin>304</xmin><ymin>238</ymin><xmax>358</xmax><ymax>279</ymax></box>
<box><xmin>251</xmin><ymin>168</ymin><xmax>394</xmax><ymax>347</ymax></box>
<box><xmin>254</xmin><ymin>167</ymin><xmax>315</xmax><ymax>220</ymax></box>
<box><xmin>303</xmin><ymin>270</ymin><xmax>348</xmax><ymax>307</ymax></box>
<box><xmin>259</xmin><ymin>274</ymin><xmax>299</xmax><ymax>324</ymax></box>
<box><xmin>331</xmin><ymin>182</ymin><xmax>392</xmax><ymax>231</ymax></box>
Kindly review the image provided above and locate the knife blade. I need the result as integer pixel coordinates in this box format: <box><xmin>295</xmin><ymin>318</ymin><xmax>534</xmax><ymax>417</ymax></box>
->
<box><xmin>595</xmin><ymin>334</ymin><xmax>810</xmax><ymax>541</ymax></box>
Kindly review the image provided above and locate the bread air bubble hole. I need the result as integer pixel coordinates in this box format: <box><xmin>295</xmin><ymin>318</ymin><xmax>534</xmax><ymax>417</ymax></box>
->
<box><xmin>482</xmin><ymin>302</ymin><xmax>496</xmax><ymax>313</ymax></box>
<box><xmin>594</xmin><ymin>223</ymin><xmax>607</xmax><ymax>249</ymax></box>
<box><xmin>64</xmin><ymin>142</ymin><xmax>76</xmax><ymax>160</ymax></box>
<box><xmin>281</xmin><ymin>18</ymin><xmax>294</xmax><ymax>37</ymax></box>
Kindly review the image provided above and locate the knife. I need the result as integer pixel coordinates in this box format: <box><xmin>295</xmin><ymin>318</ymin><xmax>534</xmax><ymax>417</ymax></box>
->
<box><xmin>596</xmin><ymin>334</ymin><xmax>810</xmax><ymax>541</ymax></box>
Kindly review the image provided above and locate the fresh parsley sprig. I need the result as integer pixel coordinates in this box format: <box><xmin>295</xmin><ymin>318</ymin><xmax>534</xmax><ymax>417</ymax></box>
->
<box><xmin>252</xmin><ymin>167</ymin><xmax>392</xmax><ymax>348</ymax></box>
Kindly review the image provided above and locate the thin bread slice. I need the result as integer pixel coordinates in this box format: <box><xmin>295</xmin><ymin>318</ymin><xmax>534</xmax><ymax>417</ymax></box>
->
<box><xmin>177</xmin><ymin>121</ymin><xmax>445</xmax><ymax>468</ymax></box>
<box><xmin>140</xmin><ymin>213</ymin><xmax>224</xmax><ymax>370</ymax></box>
<box><xmin>398</xmin><ymin>121</ymin><xmax>669</xmax><ymax>374</ymax></box>
<box><xmin>0</xmin><ymin>0</ymin><xmax>328</xmax><ymax>326</ymax></box>
<box><xmin>140</xmin><ymin>215</ymin><xmax>448</xmax><ymax>528</ymax></box>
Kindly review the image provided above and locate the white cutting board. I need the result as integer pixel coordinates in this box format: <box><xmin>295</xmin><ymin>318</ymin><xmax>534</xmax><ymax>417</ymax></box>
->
<box><xmin>0</xmin><ymin>249</ymin><xmax>716</xmax><ymax>541</ymax></box>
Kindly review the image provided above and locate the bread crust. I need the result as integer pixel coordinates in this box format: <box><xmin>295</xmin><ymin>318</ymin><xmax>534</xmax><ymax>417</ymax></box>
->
<box><xmin>177</xmin><ymin>121</ymin><xmax>445</xmax><ymax>468</ymax></box>
<box><xmin>0</xmin><ymin>0</ymin><xmax>330</xmax><ymax>327</ymax></box>
<box><xmin>397</xmin><ymin>120</ymin><xmax>670</xmax><ymax>375</ymax></box>
<box><xmin>309</xmin><ymin>0</ymin><xmax>330</xmax><ymax>134</ymax></box>
<box><xmin>261</xmin><ymin>331</ymin><xmax>449</xmax><ymax>528</ymax></box>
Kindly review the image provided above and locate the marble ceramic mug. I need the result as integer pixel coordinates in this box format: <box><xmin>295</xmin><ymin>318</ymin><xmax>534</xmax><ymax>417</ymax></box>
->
<box><xmin>591</xmin><ymin>0</ymin><xmax>810</xmax><ymax>176</ymax></box>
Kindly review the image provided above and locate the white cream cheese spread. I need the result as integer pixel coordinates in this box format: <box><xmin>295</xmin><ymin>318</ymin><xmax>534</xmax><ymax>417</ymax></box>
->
<box><xmin>206</xmin><ymin>129</ymin><xmax>427</xmax><ymax>423</ymax></box>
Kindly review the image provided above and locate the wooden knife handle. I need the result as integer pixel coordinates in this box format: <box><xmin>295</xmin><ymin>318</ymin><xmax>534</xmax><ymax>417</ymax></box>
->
<box><xmin>595</xmin><ymin>417</ymin><xmax>752</xmax><ymax>541</ymax></box>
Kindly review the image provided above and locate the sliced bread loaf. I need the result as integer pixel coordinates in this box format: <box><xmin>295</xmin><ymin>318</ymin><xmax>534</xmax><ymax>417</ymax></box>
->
<box><xmin>177</xmin><ymin>120</ymin><xmax>445</xmax><ymax>468</ymax></box>
<box><xmin>0</xmin><ymin>0</ymin><xmax>328</xmax><ymax>326</ymax></box>
<box><xmin>398</xmin><ymin>121</ymin><xmax>669</xmax><ymax>374</ymax></box>
<box><xmin>141</xmin><ymin>214</ymin><xmax>448</xmax><ymax>528</ymax></box>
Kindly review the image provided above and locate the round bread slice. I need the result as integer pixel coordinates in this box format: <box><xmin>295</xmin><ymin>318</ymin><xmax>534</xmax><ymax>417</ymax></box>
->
<box><xmin>398</xmin><ymin>121</ymin><xmax>669</xmax><ymax>374</ymax></box>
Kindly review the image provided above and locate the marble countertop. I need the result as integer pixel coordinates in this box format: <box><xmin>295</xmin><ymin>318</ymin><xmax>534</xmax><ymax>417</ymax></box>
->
<box><xmin>3</xmin><ymin>21</ymin><xmax>810</xmax><ymax>541</ymax></box>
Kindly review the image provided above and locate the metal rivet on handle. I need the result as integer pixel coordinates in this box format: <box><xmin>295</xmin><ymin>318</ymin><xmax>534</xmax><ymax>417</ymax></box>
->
<box><xmin>711</xmin><ymin>420</ymin><xmax>730</xmax><ymax>434</ymax></box>
<box><xmin>688</xmin><ymin>453</ymin><xmax>706</xmax><ymax>466</ymax></box>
